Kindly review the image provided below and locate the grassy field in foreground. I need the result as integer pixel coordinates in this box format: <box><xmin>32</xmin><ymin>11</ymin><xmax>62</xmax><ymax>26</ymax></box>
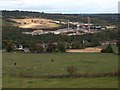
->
<box><xmin>3</xmin><ymin>77</ymin><xmax>118</xmax><ymax>88</ymax></box>
<box><xmin>2</xmin><ymin>52</ymin><xmax>118</xmax><ymax>88</ymax></box>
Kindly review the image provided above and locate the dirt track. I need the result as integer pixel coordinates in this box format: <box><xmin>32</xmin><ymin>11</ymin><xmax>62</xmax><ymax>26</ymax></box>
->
<box><xmin>66</xmin><ymin>47</ymin><xmax>102</xmax><ymax>53</ymax></box>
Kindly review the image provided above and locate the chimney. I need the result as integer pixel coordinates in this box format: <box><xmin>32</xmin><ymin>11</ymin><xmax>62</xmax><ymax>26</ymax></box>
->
<box><xmin>88</xmin><ymin>17</ymin><xmax>90</xmax><ymax>33</ymax></box>
<box><xmin>68</xmin><ymin>20</ymin><xmax>69</xmax><ymax>31</ymax></box>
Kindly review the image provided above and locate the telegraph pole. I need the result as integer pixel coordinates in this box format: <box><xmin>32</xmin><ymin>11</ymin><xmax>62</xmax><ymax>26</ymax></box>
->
<box><xmin>68</xmin><ymin>20</ymin><xmax>69</xmax><ymax>31</ymax></box>
<box><xmin>88</xmin><ymin>17</ymin><xmax>90</xmax><ymax>33</ymax></box>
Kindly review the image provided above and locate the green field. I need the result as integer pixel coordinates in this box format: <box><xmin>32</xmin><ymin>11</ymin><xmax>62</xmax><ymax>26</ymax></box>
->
<box><xmin>2</xmin><ymin>52</ymin><xmax>119</xmax><ymax>88</ymax></box>
<box><xmin>3</xmin><ymin>77</ymin><xmax>118</xmax><ymax>88</ymax></box>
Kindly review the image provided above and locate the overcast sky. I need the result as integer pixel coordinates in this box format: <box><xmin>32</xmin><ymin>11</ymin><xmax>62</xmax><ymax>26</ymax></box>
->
<box><xmin>0</xmin><ymin>0</ymin><xmax>119</xmax><ymax>14</ymax></box>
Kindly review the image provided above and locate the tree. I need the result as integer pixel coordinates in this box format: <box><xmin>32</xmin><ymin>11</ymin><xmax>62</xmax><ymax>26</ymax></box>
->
<box><xmin>2</xmin><ymin>40</ymin><xmax>8</xmax><ymax>49</ymax></box>
<box><xmin>46</xmin><ymin>43</ymin><xmax>55</xmax><ymax>53</ymax></box>
<box><xmin>71</xmin><ymin>42</ymin><xmax>80</xmax><ymax>49</ymax></box>
<box><xmin>35</xmin><ymin>44</ymin><xmax>44</xmax><ymax>53</ymax></box>
<box><xmin>116</xmin><ymin>40</ymin><xmax>120</xmax><ymax>55</ymax></box>
<box><xmin>29</xmin><ymin>43</ymin><xmax>36</xmax><ymax>53</ymax></box>
<box><xmin>57</xmin><ymin>43</ymin><xmax>65</xmax><ymax>52</ymax></box>
<box><xmin>101</xmin><ymin>45</ymin><xmax>114</xmax><ymax>53</ymax></box>
<box><xmin>67</xmin><ymin>65</ymin><xmax>77</xmax><ymax>76</ymax></box>
<box><xmin>6</xmin><ymin>41</ymin><xmax>13</xmax><ymax>52</ymax></box>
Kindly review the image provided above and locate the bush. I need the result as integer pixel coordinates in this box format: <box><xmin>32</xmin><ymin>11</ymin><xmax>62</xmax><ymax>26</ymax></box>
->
<box><xmin>101</xmin><ymin>45</ymin><xmax>114</xmax><ymax>53</ymax></box>
<box><xmin>57</xmin><ymin>43</ymin><xmax>66</xmax><ymax>52</ymax></box>
<box><xmin>71</xmin><ymin>42</ymin><xmax>80</xmax><ymax>49</ymax></box>
<box><xmin>46</xmin><ymin>43</ymin><xmax>55</xmax><ymax>53</ymax></box>
<box><xmin>6</xmin><ymin>41</ymin><xmax>13</xmax><ymax>52</ymax></box>
<box><xmin>67</xmin><ymin>65</ymin><xmax>77</xmax><ymax>76</ymax></box>
<box><xmin>35</xmin><ymin>44</ymin><xmax>44</xmax><ymax>53</ymax></box>
<box><xmin>116</xmin><ymin>40</ymin><xmax>120</xmax><ymax>55</ymax></box>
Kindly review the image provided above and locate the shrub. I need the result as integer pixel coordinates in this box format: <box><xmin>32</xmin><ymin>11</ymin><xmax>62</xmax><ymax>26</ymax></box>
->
<box><xmin>101</xmin><ymin>45</ymin><xmax>114</xmax><ymax>53</ymax></box>
<box><xmin>35</xmin><ymin>44</ymin><xmax>44</xmax><ymax>53</ymax></box>
<box><xmin>67</xmin><ymin>65</ymin><xmax>77</xmax><ymax>76</ymax></box>
<box><xmin>46</xmin><ymin>43</ymin><xmax>55</xmax><ymax>53</ymax></box>
<box><xmin>116</xmin><ymin>40</ymin><xmax>120</xmax><ymax>55</ymax></box>
<box><xmin>57</xmin><ymin>43</ymin><xmax>65</xmax><ymax>52</ymax></box>
<box><xmin>6</xmin><ymin>41</ymin><xmax>13</xmax><ymax>52</ymax></box>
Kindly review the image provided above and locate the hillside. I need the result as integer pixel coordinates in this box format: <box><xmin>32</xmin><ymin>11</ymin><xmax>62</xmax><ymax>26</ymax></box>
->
<box><xmin>2</xmin><ymin>10</ymin><xmax>118</xmax><ymax>26</ymax></box>
<box><xmin>10</xmin><ymin>18</ymin><xmax>60</xmax><ymax>29</ymax></box>
<box><xmin>2</xmin><ymin>11</ymin><xmax>119</xmax><ymax>88</ymax></box>
<box><xmin>2</xmin><ymin>10</ymin><xmax>118</xmax><ymax>53</ymax></box>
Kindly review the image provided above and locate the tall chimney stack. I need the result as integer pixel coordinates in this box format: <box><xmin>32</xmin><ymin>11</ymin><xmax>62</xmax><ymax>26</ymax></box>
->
<box><xmin>68</xmin><ymin>20</ymin><xmax>69</xmax><ymax>31</ymax></box>
<box><xmin>88</xmin><ymin>17</ymin><xmax>90</xmax><ymax>33</ymax></box>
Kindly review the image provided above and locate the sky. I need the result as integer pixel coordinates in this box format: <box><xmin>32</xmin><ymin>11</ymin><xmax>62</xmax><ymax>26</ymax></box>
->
<box><xmin>0</xmin><ymin>0</ymin><xmax>119</xmax><ymax>14</ymax></box>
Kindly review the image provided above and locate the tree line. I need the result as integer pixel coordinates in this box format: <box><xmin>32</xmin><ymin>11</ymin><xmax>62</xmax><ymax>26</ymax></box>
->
<box><xmin>2</xmin><ymin>25</ymin><xmax>119</xmax><ymax>53</ymax></box>
<box><xmin>2</xmin><ymin>10</ymin><xmax>117</xmax><ymax>25</ymax></box>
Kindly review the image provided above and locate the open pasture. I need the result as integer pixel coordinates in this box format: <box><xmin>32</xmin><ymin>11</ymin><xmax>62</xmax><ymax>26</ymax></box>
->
<box><xmin>2</xmin><ymin>52</ymin><xmax>118</xmax><ymax>88</ymax></box>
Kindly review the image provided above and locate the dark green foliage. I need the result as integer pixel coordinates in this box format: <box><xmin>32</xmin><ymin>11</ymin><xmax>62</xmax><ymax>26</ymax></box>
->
<box><xmin>34</xmin><ymin>44</ymin><xmax>44</xmax><ymax>53</ymax></box>
<box><xmin>94</xmin><ymin>30</ymin><xmax>118</xmax><ymax>42</ymax></box>
<box><xmin>2</xmin><ymin>25</ymin><xmax>118</xmax><ymax>53</ymax></box>
<box><xmin>6</xmin><ymin>41</ymin><xmax>13</xmax><ymax>52</ymax></box>
<box><xmin>2</xmin><ymin>10</ymin><xmax>117</xmax><ymax>25</ymax></box>
<box><xmin>29</xmin><ymin>44</ymin><xmax>36</xmax><ymax>53</ymax></box>
<box><xmin>116</xmin><ymin>40</ymin><xmax>120</xmax><ymax>55</ymax></box>
<box><xmin>57</xmin><ymin>43</ymin><xmax>65</xmax><ymax>52</ymax></box>
<box><xmin>71</xmin><ymin>42</ymin><xmax>84</xmax><ymax>49</ymax></box>
<box><xmin>2</xmin><ymin>40</ymin><xmax>7</xmax><ymax>49</ymax></box>
<box><xmin>46</xmin><ymin>43</ymin><xmax>55</xmax><ymax>53</ymax></box>
<box><xmin>2</xmin><ymin>11</ymin><xmax>118</xmax><ymax>53</ymax></box>
<box><xmin>28</xmin><ymin>43</ymin><xmax>44</xmax><ymax>53</ymax></box>
<box><xmin>101</xmin><ymin>45</ymin><xmax>114</xmax><ymax>53</ymax></box>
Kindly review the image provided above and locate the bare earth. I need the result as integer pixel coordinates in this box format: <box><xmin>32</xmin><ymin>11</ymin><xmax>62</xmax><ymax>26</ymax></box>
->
<box><xmin>11</xmin><ymin>18</ymin><xmax>59</xmax><ymax>29</ymax></box>
<box><xmin>66</xmin><ymin>47</ymin><xmax>102</xmax><ymax>53</ymax></box>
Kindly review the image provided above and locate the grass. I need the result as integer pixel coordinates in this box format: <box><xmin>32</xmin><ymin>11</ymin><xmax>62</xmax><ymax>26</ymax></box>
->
<box><xmin>2</xmin><ymin>52</ymin><xmax>119</xmax><ymax>88</ymax></box>
<box><xmin>3</xmin><ymin>76</ymin><xmax>118</xmax><ymax>88</ymax></box>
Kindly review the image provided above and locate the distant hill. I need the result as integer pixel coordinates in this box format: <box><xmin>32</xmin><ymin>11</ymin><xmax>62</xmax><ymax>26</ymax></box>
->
<box><xmin>80</xmin><ymin>14</ymin><xmax>118</xmax><ymax>25</ymax></box>
<box><xmin>2</xmin><ymin>10</ymin><xmax>118</xmax><ymax>50</ymax></box>
<box><xmin>1</xmin><ymin>10</ymin><xmax>118</xmax><ymax>26</ymax></box>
